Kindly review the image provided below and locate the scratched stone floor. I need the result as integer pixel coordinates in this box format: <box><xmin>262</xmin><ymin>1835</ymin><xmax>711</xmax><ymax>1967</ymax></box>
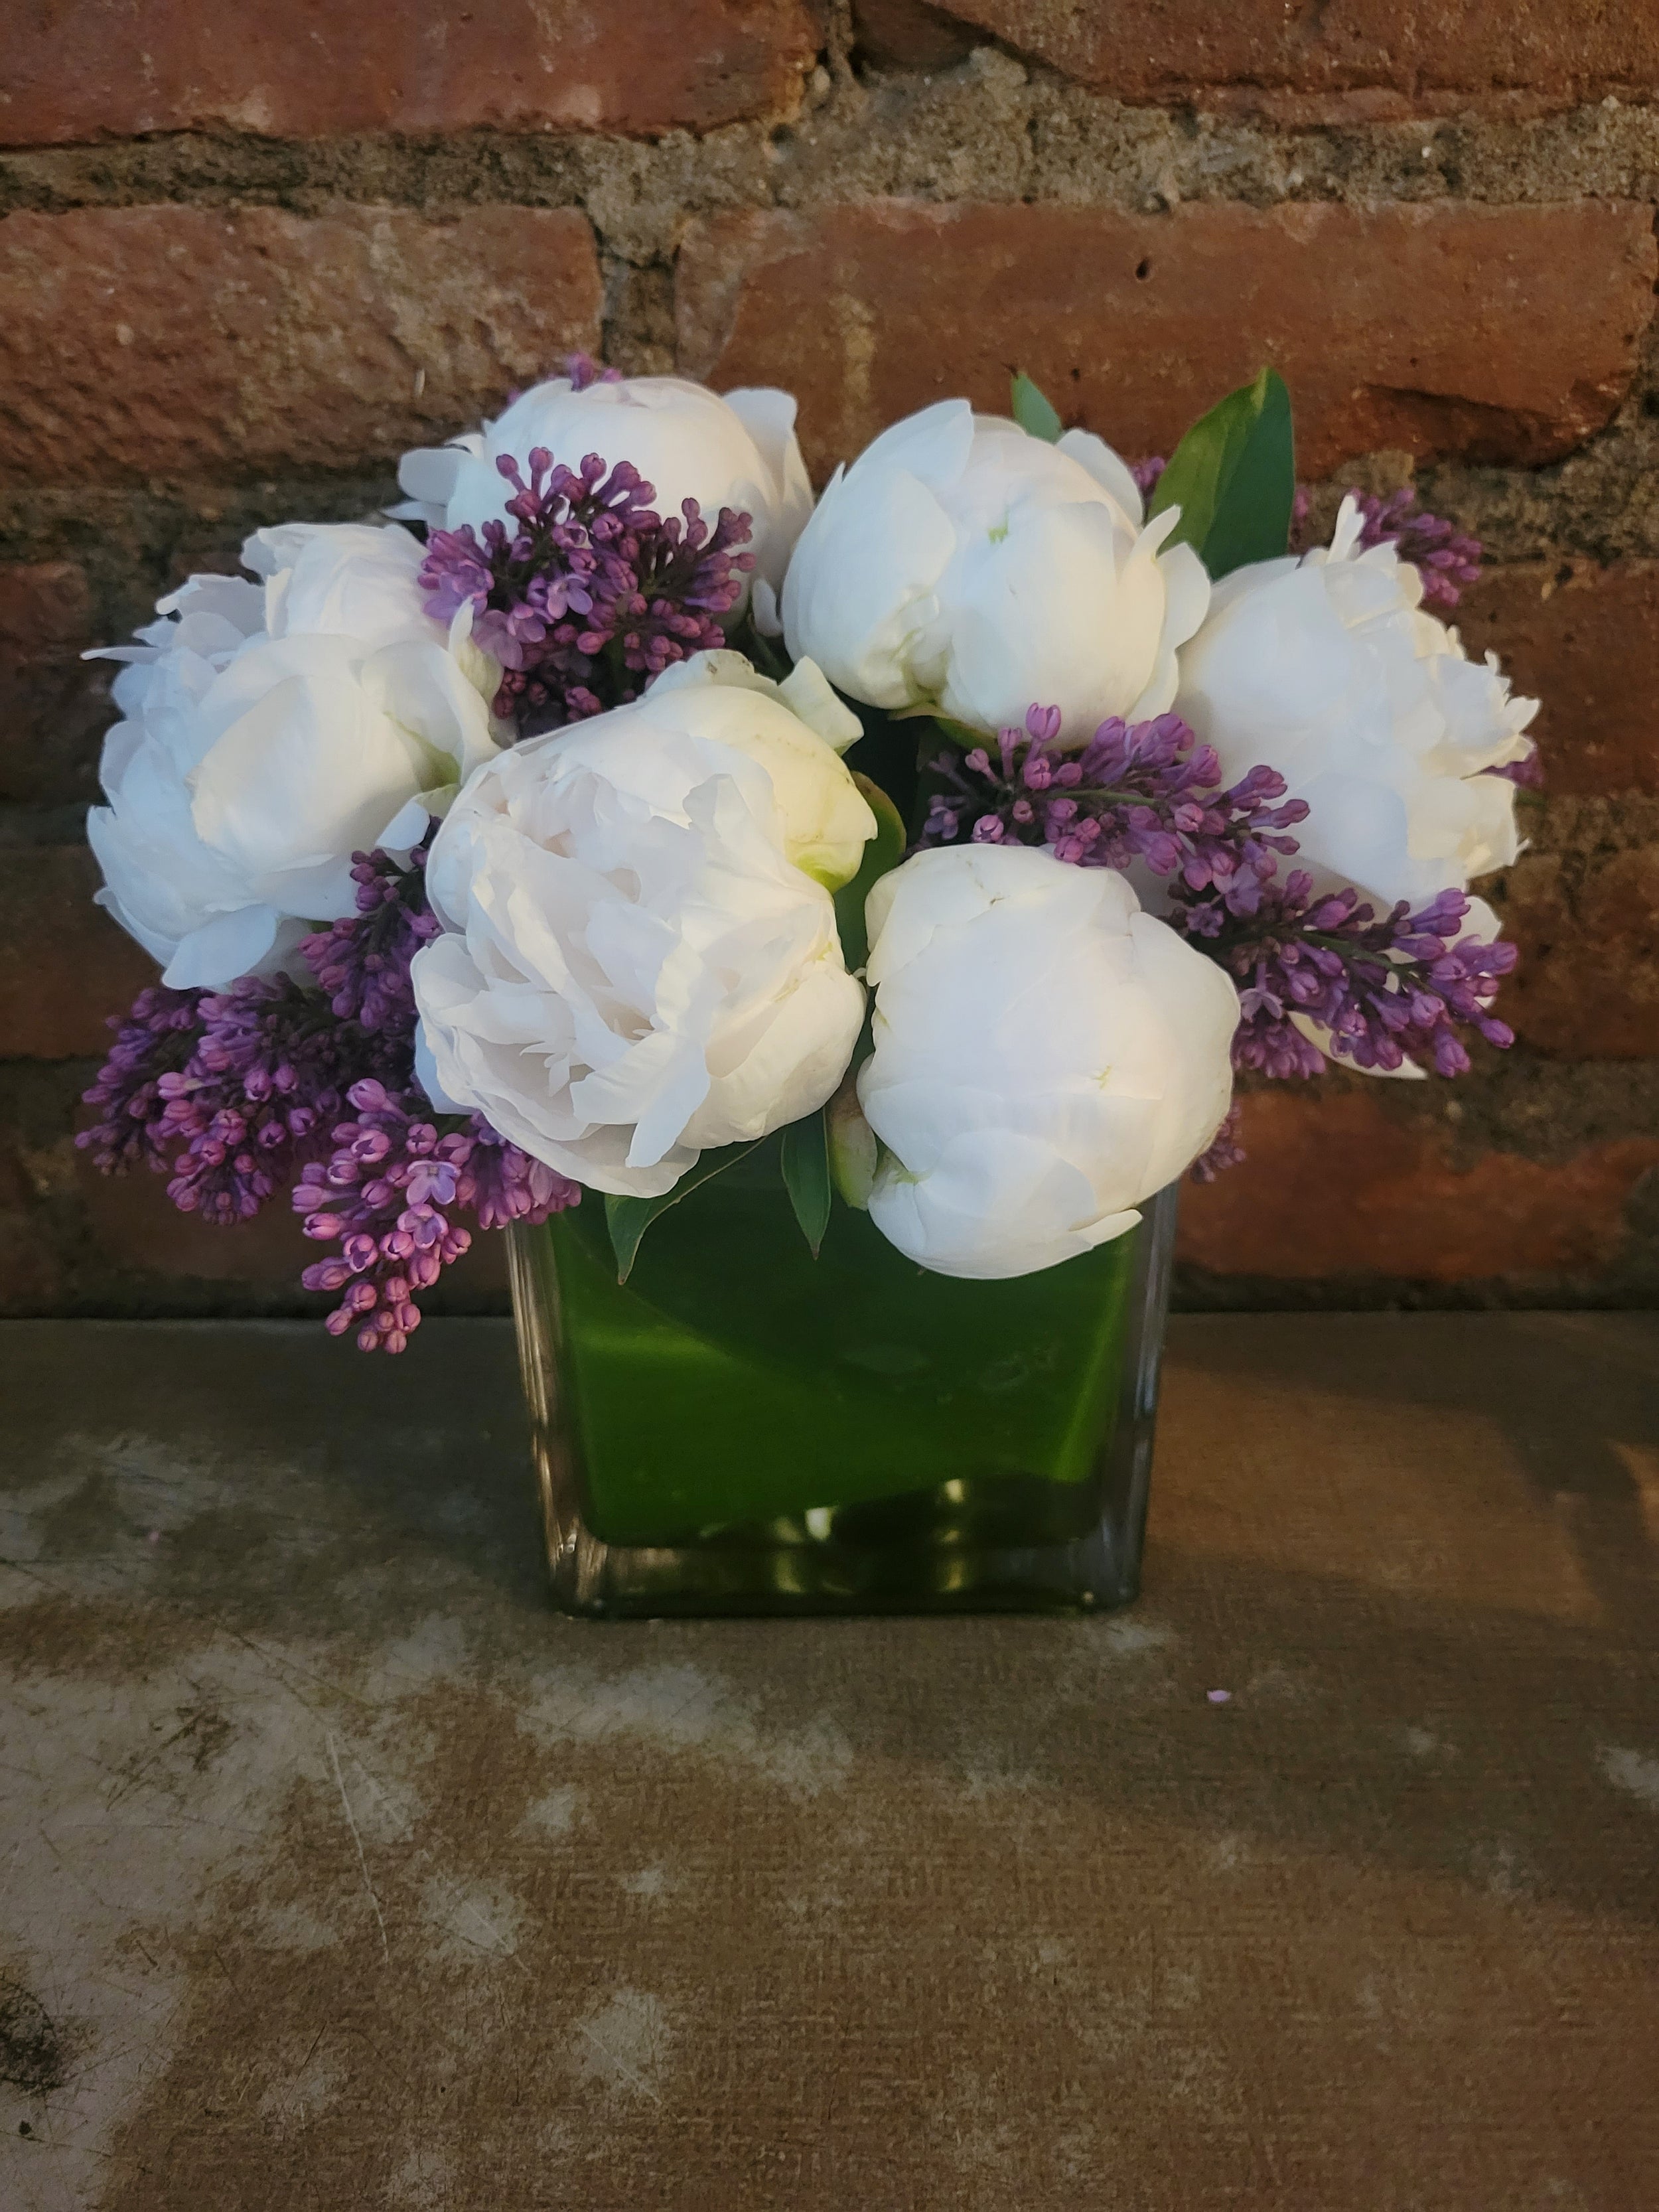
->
<box><xmin>1</xmin><ymin>1313</ymin><xmax>1656</xmax><ymax>2210</ymax></box>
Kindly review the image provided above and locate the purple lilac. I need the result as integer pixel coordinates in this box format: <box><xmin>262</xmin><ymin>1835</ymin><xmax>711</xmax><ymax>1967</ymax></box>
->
<box><xmin>293</xmin><ymin>1082</ymin><xmax>577</xmax><ymax>1353</ymax></box>
<box><xmin>301</xmin><ymin>844</ymin><xmax>441</xmax><ymax>1032</ymax></box>
<box><xmin>80</xmin><ymin>975</ymin><xmax>370</xmax><ymax>1225</ymax></box>
<box><xmin>563</xmin><ymin>352</ymin><xmax>623</xmax><ymax>392</ymax></box>
<box><xmin>1346</xmin><ymin>486</ymin><xmax>1483</xmax><ymax>613</ymax></box>
<box><xmin>157</xmin><ymin>975</ymin><xmax>372</xmax><ymax>1223</ymax></box>
<box><xmin>1178</xmin><ymin>873</ymin><xmax>1518</xmax><ymax>1082</ymax></box>
<box><xmin>419</xmin><ymin>442</ymin><xmax>755</xmax><ymax>735</ymax></box>
<box><xmin>79</xmin><ymin>985</ymin><xmax>206</xmax><ymax>1176</ymax></box>
<box><xmin>1190</xmin><ymin>1104</ymin><xmax>1246</xmax><ymax>1185</ymax></box>
<box><xmin>82</xmin><ymin>846</ymin><xmax>580</xmax><ymax>1351</ymax></box>
<box><xmin>920</xmin><ymin>705</ymin><xmax>1308</xmax><ymax>917</ymax></box>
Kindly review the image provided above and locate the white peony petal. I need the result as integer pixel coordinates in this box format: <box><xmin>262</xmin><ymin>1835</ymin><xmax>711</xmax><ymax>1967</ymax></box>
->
<box><xmin>857</xmin><ymin>844</ymin><xmax>1236</xmax><ymax>1278</ymax></box>
<box><xmin>412</xmin><ymin>661</ymin><xmax>866</xmax><ymax>1199</ymax></box>
<box><xmin>1175</xmin><ymin>503</ymin><xmax>1528</xmax><ymax>913</ymax></box>
<box><xmin>1056</xmin><ymin>427</ymin><xmax>1147</xmax><ymax>524</ymax></box>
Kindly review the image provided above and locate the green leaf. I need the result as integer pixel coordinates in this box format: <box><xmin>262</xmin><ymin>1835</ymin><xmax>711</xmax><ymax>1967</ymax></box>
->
<box><xmin>833</xmin><ymin>773</ymin><xmax>907</xmax><ymax>972</ymax></box>
<box><xmin>1147</xmin><ymin>366</ymin><xmax>1295</xmax><ymax>580</ymax></box>
<box><xmin>1010</xmin><ymin>370</ymin><xmax>1064</xmax><ymax>444</ymax></box>
<box><xmin>743</xmin><ymin>622</ymin><xmax>791</xmax><ymax>681</ymax></box>
<box><xmin>605</xmin><ymin>1141</ymin><xmax>761</xmax><ymax>1284</ymax></box>
<box><xmin>779</xmin><ymin>1109</ymin><xmax>832</xmax><ymax>1256</ymax></box>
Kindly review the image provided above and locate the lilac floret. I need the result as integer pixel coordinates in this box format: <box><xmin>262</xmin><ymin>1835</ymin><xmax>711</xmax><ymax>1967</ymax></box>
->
<box><xmin>920</xmin><ymin>704</ymin><xmax>1309</xmax><ymax>919</ymax></box>
<box><xmin>82</xmin><ymin>840</ymin><xmax>579</xmax><ymax>1352</ymax></box>
<box><xmin>1348</xmin><ymin>486</ymin><xmax>1483</xmax><ymax>613</ymax></box>
<box><xmin>1184</xmin><ymin>872</ymin><xmax>1518</xmax><ymax>1084</ymax></box>
<box><xmin>418</xmin><ymin>432</ymin><xmax>755</xmax><ymax>736</ymax></box>
<box><xmin>293</xmin><ymin>1083</ymin><xmax>578</xmax><ymax>1353</ymax></box>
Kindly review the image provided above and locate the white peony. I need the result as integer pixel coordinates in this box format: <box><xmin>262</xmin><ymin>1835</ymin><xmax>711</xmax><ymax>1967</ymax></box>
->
<box><xmin>243</xmin><ymin>520</ymin><xmax>433</xmax><ymax>652</ymax></box>
<box><xmin>857</xmin><ymin>844</ymin><xmax>1238</xmax><ymax>1280</ymax></box>
<box><xmin>780</xmin><ymin>399</ymin><xmax>1210</xmax><ymax>739</ymax></box>
<box><xmin>411</xmin><ymin>660</ymin><xmax>871</xmax><ymax>1199</ymax></box>
<box><xmin>1175</xmin><ymin>495</ymin><xmax>1538</xmax><ymax>913</ymax></box>
<box><xmin>395</xmin><ymin>372</ymin><xmax>813</xmax><ymax>625</ymax></box>
<box><xmin>88</xmin><ymin>524</ymin><xmax>500</xmax><ymax>990</ymax></box>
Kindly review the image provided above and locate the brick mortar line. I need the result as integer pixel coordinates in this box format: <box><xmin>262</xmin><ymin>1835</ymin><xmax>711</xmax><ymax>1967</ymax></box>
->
<box><xmin>5</xmin><ymin>66</ymin><xmax>1659</xmax><ymax>258</ymax></box>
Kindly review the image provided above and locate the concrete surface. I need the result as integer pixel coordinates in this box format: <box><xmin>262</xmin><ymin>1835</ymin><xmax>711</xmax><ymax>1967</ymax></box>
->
<box><xmin>1</xmin><ymin>1313</ymin><xmax>1656</xmax><ymax>2210</ymax></box>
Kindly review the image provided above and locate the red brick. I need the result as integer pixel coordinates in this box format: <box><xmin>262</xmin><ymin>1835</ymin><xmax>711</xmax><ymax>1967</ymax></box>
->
<box><xmin>0</xmin><ymin>206</ymin><xmax>602</xmax><ymax>487</ymax></box>
<box><xmin>1457</xmin><ymin>565</ymin><xmax>1659</xmax><ymax>799</ymax></box>
<box><xmin>76</xmin><ymin>1161</ymin><xmax>318</xmax><ymax>1285</ymax></box>
<box><xmin>0</xmin><ymin>846</ymin><xmax>155</xmax><ymax>1059</ymax></box>
<box><xmin>676</xmin><ymin>201</ymin><xmax>1656</xmax><ymax>484</ymax></box>
<box><xmin>853</xmin><ymin>0</ymin><xmax>977</xmax><ymax>72</ymax></box>
<box><xmin>0</xmin><ymin>561</ymin><xmax>111</xmax><ymax>804</ymax></box>
<box><xmin>74</xmin><ymin>1149</ymin><xmax>510</xmax><ymax>1301</ymax></box>
<box><xmin>0</xmin><ymin>1211</ymin><xmax>64</xmax><ymax>1310</ymax></box>
<box><xmin>1498</xmin><ymin>841</ymin><xmax>1659</xmax><ymax>1061</ymax></box>
<box><xmin>0</xmin><ymin>1</ymin><xmax>820</xmax><ymax>145</ymax></box>
<box><xmin>1179</xmin><ymin>1090</ymin><xmax>1659</xmax><ymax>1283</ymax></box>
<box><xmin>883</xmin><ymin>1</ymin><xmax>1659</xmax><ymax>118</ymax></box>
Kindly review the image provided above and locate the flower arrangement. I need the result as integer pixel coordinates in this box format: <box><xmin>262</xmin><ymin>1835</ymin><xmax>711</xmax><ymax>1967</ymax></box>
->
<box><xmin>80</xmin><ymin>356</ymin><xmax>1537</xmax><ymax>1355</ymax></box>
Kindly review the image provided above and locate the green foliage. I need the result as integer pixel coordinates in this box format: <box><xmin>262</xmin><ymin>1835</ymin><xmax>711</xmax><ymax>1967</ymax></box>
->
<box><xmin>780</xmin><ymin>1109</ymin><xmax>833</xmax><ymax>1256</ymax></box>
<box><xmin>1010</xmin><ymin>369</ymin><xmax>1064</xmax><ymax>443</ymax></box>
<box><xmin>1147</xmin><ymin>367</ymin><xmax>1295</xmax><ymax>579</ymax></box>
<box><xmin>833</xmin><ymin>773</ymin><xmax>907</xmax><ymax>972</ymax></box>
<box><xmin>605</xmin><ymin>1142</ymin><xmax>761</xmax><ymax>1284</ymax></box>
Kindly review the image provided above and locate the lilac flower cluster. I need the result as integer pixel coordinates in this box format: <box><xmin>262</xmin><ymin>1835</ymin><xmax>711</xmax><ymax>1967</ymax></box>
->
<box><xmin>291</xmin><ymin>1082</ymin><xmax>577</xmax><ymax>1355</ymax></box>
<box><xmin>1342</xmin><ymin>486</ymin><xmax>1483</xmax><ymax>613</ymax></box>
<box><xmin>301</xmin><ymin>846</ymin><xmax>441</xmax><ymax>1032</ymax></box>
<box><xmin>920</xmin><ymin>701</ymin><xmax>1521</xmax><ymax>1172</ymax></box>
<box><xmin>419</xmin><ymin>445</ymin><xmax>755</xmax><ymax>735</ymax></box>
<box><xmin>80</xmin><ymin>974</ymin><xmax>370</xmax><ymax>1226</ymax></box>
<box><xmin>80</xmin><ymin>846</ymin><xmax>579</xmax><ymax>1353</ymax></box>
<box><xmin>1185</xmin><ymin>874</ymin><xmax>1518</xmax><ymax>1081</ymax></box>
<box><xmin>920</xmin><ymin>705</ymin><xmax>1308</xmax><ymax>916</ymax></box>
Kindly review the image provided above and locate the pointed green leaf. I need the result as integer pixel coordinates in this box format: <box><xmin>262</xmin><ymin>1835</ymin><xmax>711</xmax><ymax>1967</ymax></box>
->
<box><xmin>833</xmin><ymin>773</ymin><xmax>906</xmax><ymax>972</ymax></box>
<box><xmin>605</xmin><ymin>1140</ymin><xmax>762</xmax><ymax>1284</ymax></box>
<box><xmin>1148</xmin><ymin>366</ymin><xmax>1295</xmax><ymax>579</ymax></box>
<box><xmin>780</xmin><ymin>1108</ymin><xmax>832</xmax><ymax>1256</ymax></box>
<box><xmin>1010</xmin><ymin>370</ymin><xmax>1064</xmax><ymax>444</ymax></box>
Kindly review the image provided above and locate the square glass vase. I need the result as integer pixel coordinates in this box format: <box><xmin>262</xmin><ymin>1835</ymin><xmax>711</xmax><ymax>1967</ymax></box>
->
<box><xmin>506</xmin><ymin>1151</ymin><xmax>1178</xmax><ymax>1619</ymax></box>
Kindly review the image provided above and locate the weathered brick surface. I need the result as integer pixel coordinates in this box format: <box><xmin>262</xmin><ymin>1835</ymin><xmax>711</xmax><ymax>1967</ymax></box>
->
<box><xmin>1179</xmin><ymin>1090</ymin><xmax>1659</xmax><ymax>1283</ymax></box>
<box><xmin>0</xmin><ymin>846</ymin><xmax>155</xmax><ymax>1059</ymax></box>
<box><xmin>0</xmin><ymin>206</ymin><xmax>603</xmax><ymax>487</ymax></box>
<box><xmin>1458</xmin><ymin>565</ymin><xmax>1659</xmax><ymax>798</ymax></box>
<box><xmin>1498</xmin><ymin>835</ymin><xmax>1659</xmax><ymax>1061</ymax></box>
<box><xmin>677</xmin><ymin>201</ymin><xmax>1656</xmax><ymax>483</ymax></box>
<box><xmin>861</xmin><ymin>1</ymin><xmax>1659</xmax><ymax>118</ymax></box>
<box><xmin>76</xmin><ymin>1163</ymin><xmax>320</xmax><ymax>1286</ymax></box>
<box><xmin>0</xmin><ymin>1</ymin><xmax>822</xmax><ymax>146</ymax></box>
<box><xmin>72</xmin><ymin>1159</ymin><xmax>510</xmax><ymax>1300</ymax></box>
<box><xmin>0</xmin><ymin>562</ymin><xmax>111</xmax><ymax>804</ymax></box>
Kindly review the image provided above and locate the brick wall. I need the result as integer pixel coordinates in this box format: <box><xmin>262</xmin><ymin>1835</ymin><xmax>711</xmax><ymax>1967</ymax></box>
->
<box><xmin>2</xmin><ymin>0</ymin><xmax>1656</xmax><ymax>1318</ymax></box>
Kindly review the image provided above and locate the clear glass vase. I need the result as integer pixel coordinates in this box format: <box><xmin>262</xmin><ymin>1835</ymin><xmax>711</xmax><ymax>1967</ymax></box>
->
<box><xmin>506</xmin><ymin>1143</ymin><xmax>1178</xmax><ymax>1618</ymax></box>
